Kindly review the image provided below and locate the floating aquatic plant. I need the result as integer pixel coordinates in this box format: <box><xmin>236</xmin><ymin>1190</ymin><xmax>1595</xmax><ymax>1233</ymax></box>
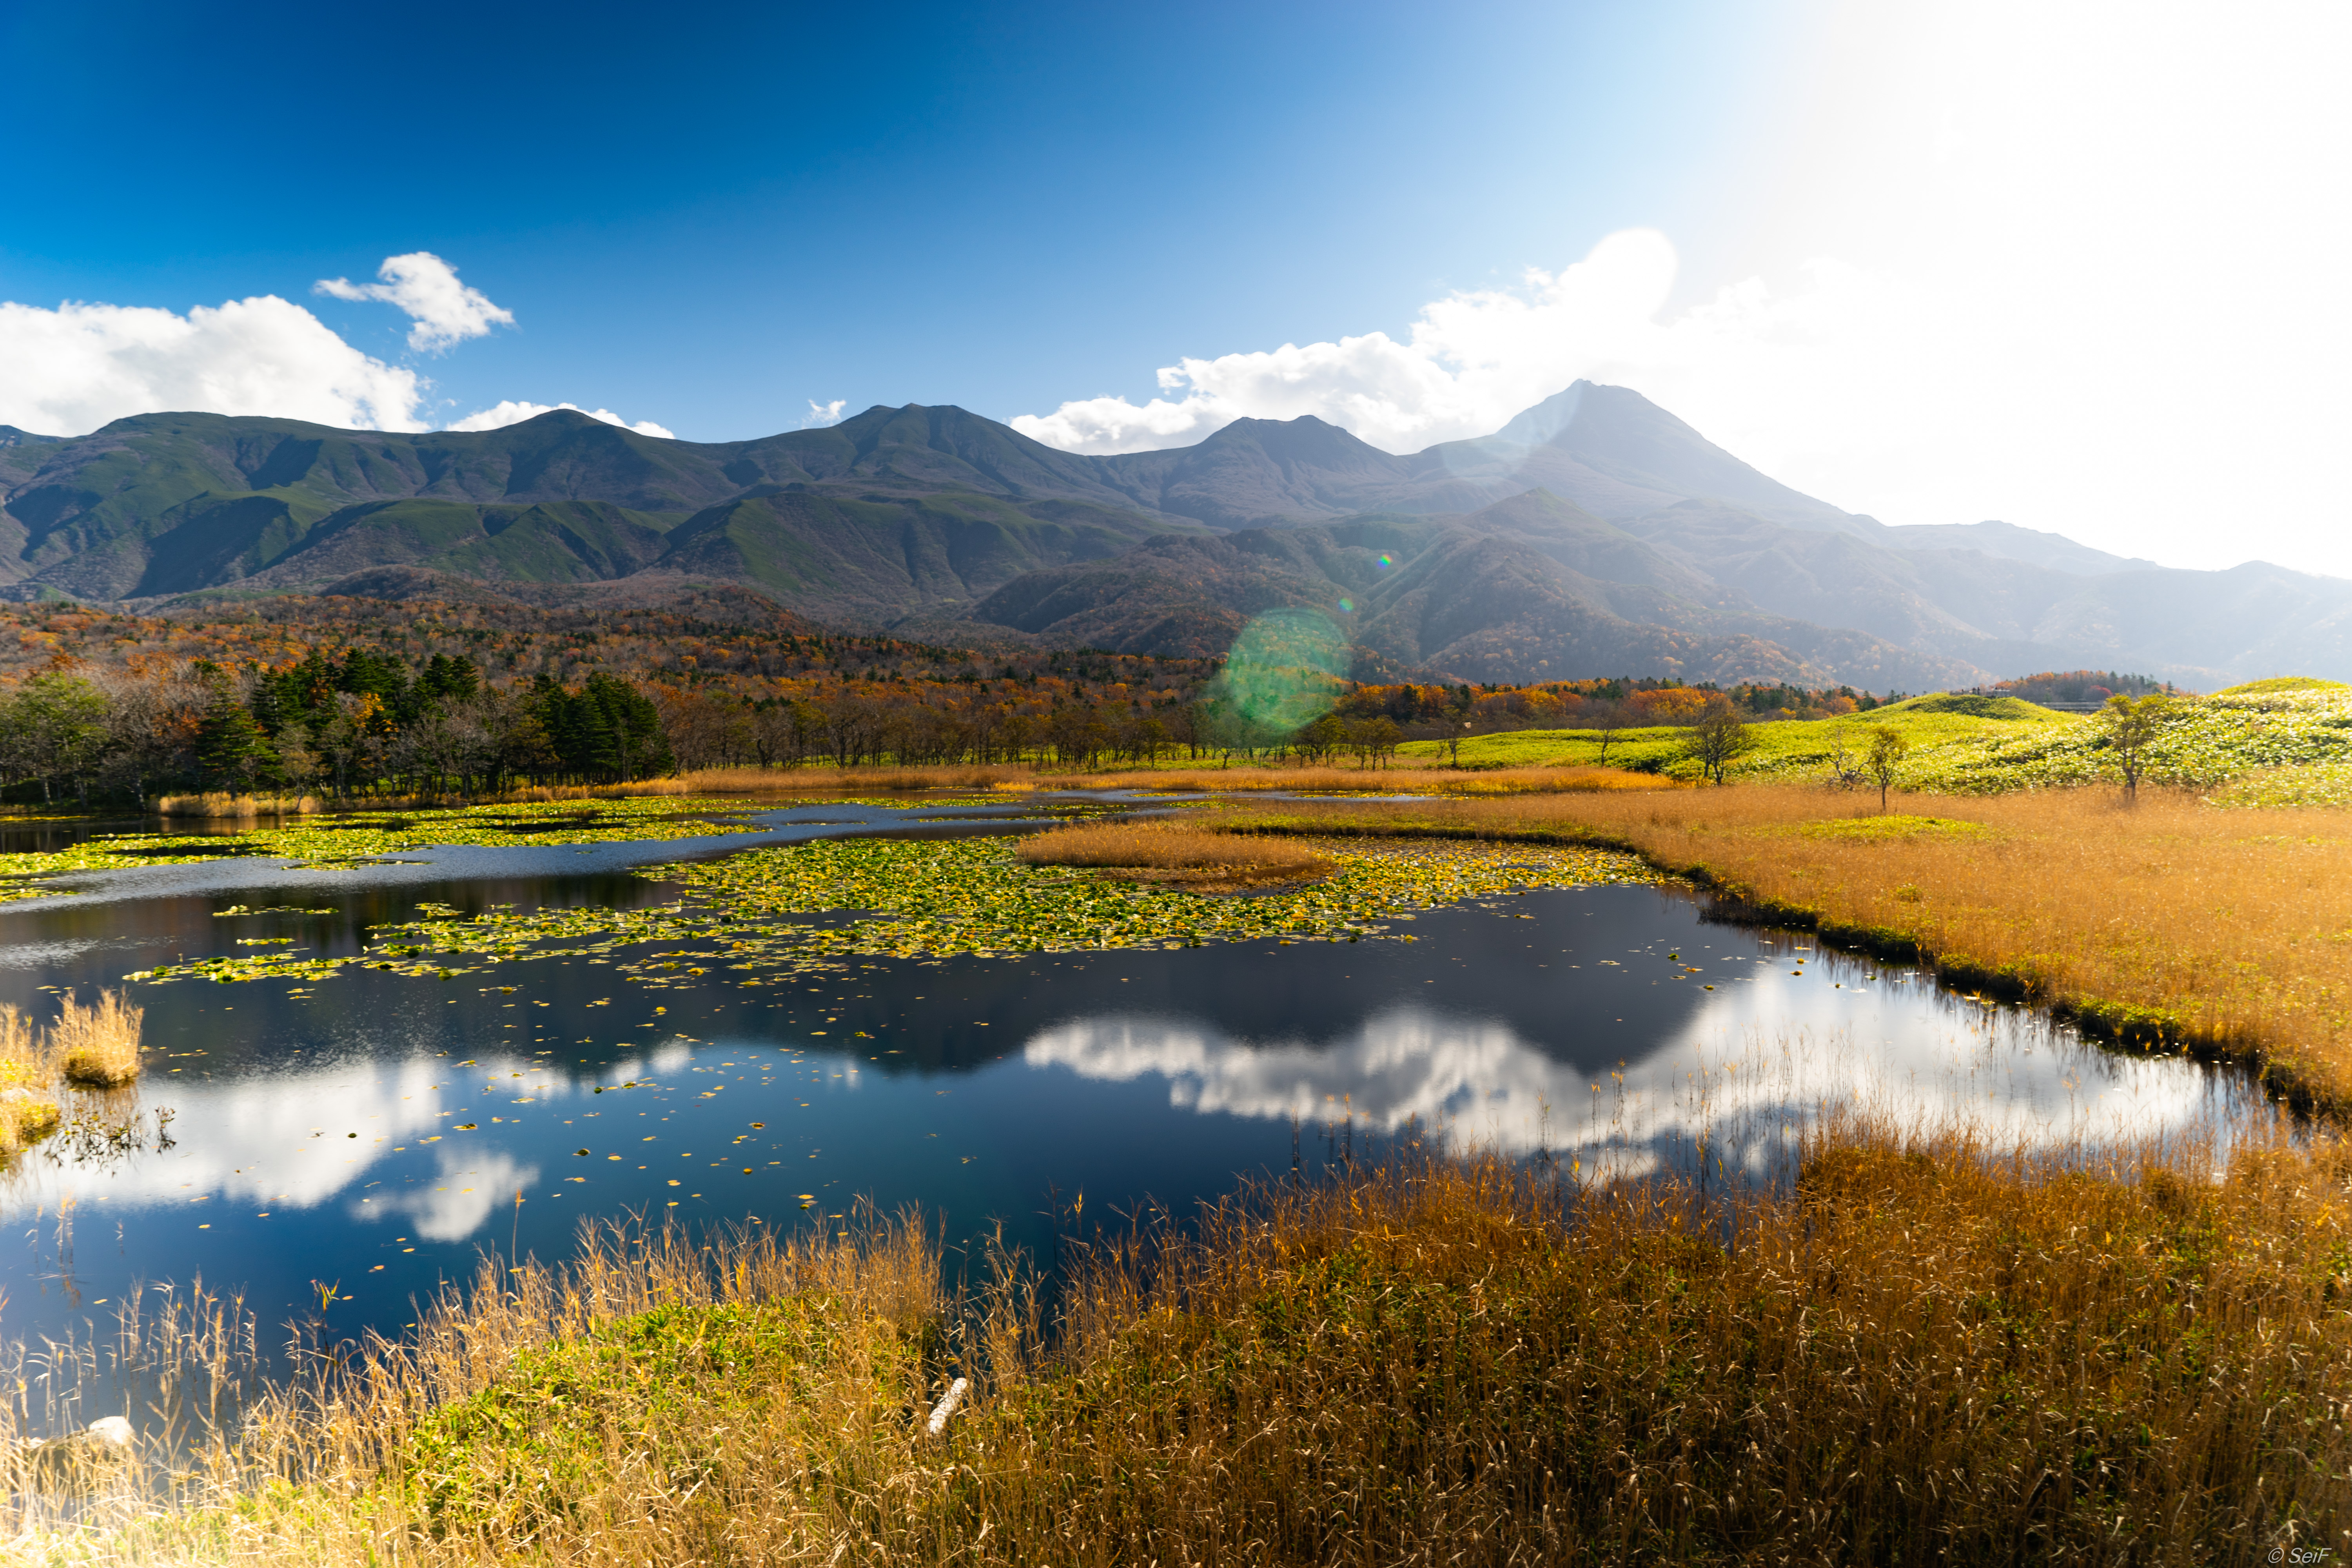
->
<box><xmin>127</xmin><ymin>836</ymin><xmax>1659</xmax><ymax>989</ymax></box>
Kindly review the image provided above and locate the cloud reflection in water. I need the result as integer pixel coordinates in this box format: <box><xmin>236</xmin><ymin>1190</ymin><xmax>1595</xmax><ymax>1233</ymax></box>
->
<box><xmin>1024</xmin><ymin>986</ymin><xmax>2232</xmax><ymax>1179</ymax></box>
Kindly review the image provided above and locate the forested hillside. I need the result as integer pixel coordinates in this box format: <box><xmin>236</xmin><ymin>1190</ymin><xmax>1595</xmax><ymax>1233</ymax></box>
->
<box><xmin>0</xmin><ymin>593</ymin><xmax>1881</xmax><ymax>805</ymax></box>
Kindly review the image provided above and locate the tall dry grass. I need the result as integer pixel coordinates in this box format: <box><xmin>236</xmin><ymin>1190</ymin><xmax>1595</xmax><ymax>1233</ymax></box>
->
<box><xmin>1017</xmin><ymin>819</ymin><xmax>1331</xmax><ymax>889</ymax></box>
<box><xmin>668</xmin><ymin>762</ymin><xmax>1677</xmax><ymax>797</ymax></box>
<box><xmin>53</xmin><ymin>991</ymin><xmax>142</xmax><ymax>1087</ymax></box>
<box><xmin>159</xmin><ymin>780</ymin><xmax>706</xmax><ymax>817</ymax></box>
<box><xmin>497</xmin><ymin>778</ymin><xmax>693</xmax><ymax>802</ymax></box>
<box><xmin>676</xmin><ymin>764</ymin><xmax>1036</xmax><ymax>794</ymax></box>
<box><xmin>155</xmin><ymin>791</ymin><xmax>322</xmax><ymax>818</ymax></box>
<box><xmin>15</xmin><ymin>1127</ymin><xmax>2349</xmax><ymax>1561</ymax></box>
<box><xmin>1045</xmin><ymin>761</ymin><xmax>1684</xmax><ymax>795</ymax></box>
<box><xmin>1221</xmin><ymin>784</ymin><xmax>2352</xmax><ymax>1107</ymax></box>
<box><xmin>0</xmin><ymin>1004</ymin><xmax>60</xmax><ymax>1155</ymax></box>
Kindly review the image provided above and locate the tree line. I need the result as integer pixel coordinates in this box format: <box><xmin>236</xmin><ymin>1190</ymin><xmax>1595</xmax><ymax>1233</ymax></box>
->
<box><xmin>0</xmin><ymin>612</ymin><xmax>1899</xmax><ymax>807</ymax></box>
<box><xmin>0</xmin><ymin>653</ymin><xmax>670</xmax><ymax>806</ymax></box>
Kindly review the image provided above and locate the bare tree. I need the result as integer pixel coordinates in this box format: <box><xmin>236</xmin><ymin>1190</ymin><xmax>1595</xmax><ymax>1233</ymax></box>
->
<box><xmin>1680</xmin><ymin>695</ymin><xmax>1755</xmax><ymax>785</ymax></box>
<box><xmin>1824</xmin><ymin>724</ymin><xmax>1866</xmax><ymax>790</ymax></box>
<box><xmin>1590</xmin><ymin>701</ymin><xmax>1637</xmax><ymax>767</ymax></box>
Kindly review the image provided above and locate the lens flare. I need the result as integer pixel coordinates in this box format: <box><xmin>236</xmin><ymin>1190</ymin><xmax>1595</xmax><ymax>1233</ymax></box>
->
<box><xmin>1337</xmin><ymin>598</ymin><xmax>1354</xmax><ymax>613</ymax></box>
<box><xmin>1375</xmin><ymin>554</ymin><xmax>1394</xmax><ymax>568</ymax></box>
<box><xmin>1207</xmin><ymin>607</ymin><xmax>1347</xmax><ymax>737</ymax></box>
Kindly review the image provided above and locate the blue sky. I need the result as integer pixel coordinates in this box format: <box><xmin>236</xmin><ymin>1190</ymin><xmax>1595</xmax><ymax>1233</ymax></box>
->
<box><xmin>0</xmin><ymin>0</ymin><xmax>1797</xmax><ymax>436</ymax></box>
<box><xmin>2</xmin><ymin>1</ymin><xmax>2347</xmax><ymax>575</ymax></box>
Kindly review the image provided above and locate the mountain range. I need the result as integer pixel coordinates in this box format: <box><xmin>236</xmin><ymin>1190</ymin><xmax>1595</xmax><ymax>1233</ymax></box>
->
<box><xmin>4</xmin><ymin>386</ymin><xmax>2347</xmax><ymax>689</ymax></box>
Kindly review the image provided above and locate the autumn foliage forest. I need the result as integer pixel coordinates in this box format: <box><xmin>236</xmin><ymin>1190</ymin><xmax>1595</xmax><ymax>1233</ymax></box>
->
<box><xmin>0</xmin><ymin>591</ymin><xmax>1898</xmax><ymax>806</ymax></box>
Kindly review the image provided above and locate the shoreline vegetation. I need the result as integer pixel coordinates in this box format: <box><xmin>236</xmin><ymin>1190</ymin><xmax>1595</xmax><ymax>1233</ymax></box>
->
<box><xmin>13</xmin><ymin>1129</ymin><xmax>2348</xmax><ymax>1561</ymax></box>
<box><xmin>19</xmin><ymin>677</ymin><xmax>2352</xmax><ymax>1552</ymax></box>
<box><xmin>1204</xmin><ymin>786</ymin><xmax>2352</xmax><ymax>1114</ymax></box>
<box><xmin>0</xmin><ymin>989</ymin><xmax>141</xmax><ymax>1160</ymax></box>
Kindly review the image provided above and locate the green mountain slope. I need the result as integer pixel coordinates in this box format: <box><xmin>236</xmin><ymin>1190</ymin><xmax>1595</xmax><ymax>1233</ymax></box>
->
<box><xmin>650</xmin><ymin>488</ymin><xmax>1171</xmax><ymax>614</ymax></box>
<box><xmin>966</xmin><ymin>497</ymin><xmax>1983</xmax><ymax>689</ymax></box>
<box><xmin>10</xmin><ymin>391</ymin><xmax>2352</xmax><ymax>686</ymax></box>
<box><xmin>0</xmin><ymin>406</ymin><xmax>1179</xmax><ymax>603</ymax></box>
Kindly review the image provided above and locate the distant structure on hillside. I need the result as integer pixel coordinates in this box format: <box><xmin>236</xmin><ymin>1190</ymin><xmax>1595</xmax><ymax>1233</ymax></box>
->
<box><xmin>1961</xmin><ymin>670</ymin><xmax>2179</xmax><ymax>711</ymax></box>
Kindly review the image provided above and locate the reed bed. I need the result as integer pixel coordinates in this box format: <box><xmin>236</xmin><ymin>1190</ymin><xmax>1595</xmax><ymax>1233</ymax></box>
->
<box><xmin>157</xmin><ymin>781</ymin><xmax>699</xmax><ymax>818</ymax></box>
<box><xmin>1043</xmin><ymin>761</ymin><xmax>1685</xmax><ymax>795</ymax></box>
<box><xmin>495</xmin><ymin>778</ymin><xmax>693</xmax><ymax>802</ymax></box>
<box><xmin>14</xmin><ymin>1124</ymin><xmax>2348</xmax><ymax>1562</ymax></box>
<box><xmin>675</xmin><ymin>764</ymin><xmax>1036</xmax><ymax>794</ymax></box>
<box><xmin>1016</xmin><ymin>818</ymin><xmax>1332</xmax><ymax>889</ymax></box>
<box><xmin>154</xmin><ymin>791</ymin><xmax>323</xmax><ymax>818</ymax></box>
<box><xmin>665</xmin><ymin>762</ymin><xmax>1676</xmax><ymax>796</ymax></box>
<box><xmin>1217</xmin><ymin>783</ymin><xmax>2352</xmax><ymax>1108</ymax></box>
<box><xmin>52</xmin><ymin>990</ymin><xmax>143</xmax><ymax>1088</ymax></box>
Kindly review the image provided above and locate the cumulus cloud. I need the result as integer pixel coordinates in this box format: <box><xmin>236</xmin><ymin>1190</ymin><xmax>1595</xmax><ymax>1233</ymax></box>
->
<box><xmin>802</xmin><ymin>398</ymin><xmax>846</xmax><ymax>428</ymax></box>
<box><xmin>1017</xmin><ymin>0</ymin><xmax>2352</xmax><ymax>575</ymax></box>
<box><xmin>445</xmin><ymin>399</ymin><xmax>677</xmax><ymax>439</ymax></box>
<box><xmin>0</xmin><ymin>294</ymin><xmax>430</xmax><ymax>436</ymax></box>
<box><xmin>1011</xmin><ymin>230</ymin><xmax>1918</xmax><ymax>474</ymax></box>
<box><xmin>314</xmin><ymin>251</ymin><xmax>514</xmax><ymax>354</ymax></box>
<box><xmin>1013</xmin><ymin>230</ymin><xmax>1699</xmax><ymax>455</ymax></box>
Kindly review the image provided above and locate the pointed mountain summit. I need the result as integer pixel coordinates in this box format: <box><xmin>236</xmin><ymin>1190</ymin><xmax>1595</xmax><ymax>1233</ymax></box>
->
<box><xmin>1417</xmin><ymin>381</ymin><xmax>1863</xmax><ymax>532</ymax></box>
<box><xmin>7</xmin><ymin>384</ymin><xmax>2347</xmax><ymax>685</ymax></box>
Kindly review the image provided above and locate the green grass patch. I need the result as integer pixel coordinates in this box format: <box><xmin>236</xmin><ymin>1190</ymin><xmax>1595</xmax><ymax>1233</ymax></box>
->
<box><xmin>1794</xmin><ymin>814</ymin><xmax>1992</xmax><ymax>843</ymax></box>
<box><xmin>1403</xmin><ymin>685</ymin><xmax>2352</xmax><ymax>799</ymax></box>
<box><xmin>2215</xmin><ymin>677</ymin><xmax>2350</xmax><ymax>695</ymax></box>
<box><xmin>391</xmin><ymin>1299</ymin><xmax>902</xmax><ymax>1541</ymax></box>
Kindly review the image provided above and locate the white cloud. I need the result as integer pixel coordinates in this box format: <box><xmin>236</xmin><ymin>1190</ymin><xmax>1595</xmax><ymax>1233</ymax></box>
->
<box><xmin>314</xmin><ymin>252</ymin><xmax>514</xmax><ymax>355</ymax></box>
<box><xmin>445</xmin><ymin>399</ymin><xmax>676</xmax><ymax>439</ymax></box>
<box><xmin>1015</xmin><ymin>1</ymin><xmax>2352</xmax><ymax>575</ymax></box>
<box><xmin>1013</xmin><ymin>230</ymin><xmax>1687</xmax><ymax>456</ymax></box>
<box><xmin>802</xmin><ymin>398</ymin><xmax>845</xmax><ymax>428</ymax></box>
<box><xmin>0</xmin><ymin>294</ymin><xmax>429</xmax><ymax>436</ymax></box>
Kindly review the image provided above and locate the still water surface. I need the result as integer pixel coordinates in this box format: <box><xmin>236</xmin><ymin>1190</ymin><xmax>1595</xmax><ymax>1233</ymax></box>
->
<box><xmin>0</xmin><ymin>798</ymin><xmax>2281</xmax><ymax>1357</ymax></box>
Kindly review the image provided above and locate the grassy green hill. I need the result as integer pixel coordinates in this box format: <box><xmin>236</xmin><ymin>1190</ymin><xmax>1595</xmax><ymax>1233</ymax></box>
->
<box><xmin>1399</xmin><ymin>685</ymin><xmax>2352</xmax><ymax>801</ymax></box>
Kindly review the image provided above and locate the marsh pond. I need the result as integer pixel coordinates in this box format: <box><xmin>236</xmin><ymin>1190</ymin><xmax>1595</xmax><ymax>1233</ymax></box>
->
<box><xmin>0</xmin><ymin>793</ymin><xmax>2289</xmax><ymax>1358</ymax></box>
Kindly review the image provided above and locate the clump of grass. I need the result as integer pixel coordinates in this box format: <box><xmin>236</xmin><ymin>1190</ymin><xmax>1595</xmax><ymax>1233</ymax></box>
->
<box><xmin>1016</xmin><ymin>820</ymin><xmax>1332</xmax><ymax>889</ymax></box>
<box><xmin>0</xmin><ymin>1005</ymin><xmax>60</xmax><ymax>1156</ymax></box>
<box><xmin>53</xmin><ymin>991</ymin><xmax>142</xmax><ymax>1087</ymax></box>
<box><xmin>24</xmin><ymin>1129</ymin><xmax>2352</xmax><ymax>1561</ymax></box>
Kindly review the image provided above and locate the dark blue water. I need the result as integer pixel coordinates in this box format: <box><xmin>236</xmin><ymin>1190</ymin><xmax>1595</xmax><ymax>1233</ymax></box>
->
<box><xmin>0</xmin><ymin>797</ymin><xmax>2278</xmax><ymax>1365</ymax></box>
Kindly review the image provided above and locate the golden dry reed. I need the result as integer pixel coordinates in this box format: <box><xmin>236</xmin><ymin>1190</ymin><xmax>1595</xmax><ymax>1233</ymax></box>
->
<box><xmin>154</xmin><ymin>791</ymin><xmax>324</xmax><ymax>818</ymax></box>
<box><xmin>160</xmin><ymin>781</ymin><xmax>703</xmax><ymax>815</ymax></box>
<box><xmin>1044</xmin><ymin>761</ymin><xmax>1683</xmax><ymax>795</ymax></box>
<box><xmin>1220</xmin><ymin>783</ymin><xmax>2352</xmax><ymax>1109</ymax></box>
<box><xmin>676</xmin><ymin>764</ymin><xmax>1034</xmax><ymax>793</ymax></box>
<box><xmin>14</xmin><ymin>1126</ymin><xmax>2349</xmax><ymax>1563</ymax></box>
<box><xmin>672</xmin><ymin>761</ymin><xmax>1677</xmax><ymax>796</ymax></box>
<box><xmin>0</xmin><ymin>1004</ymin><xmax>60</xmax><ymax>1155</ymax></box>
<box><xmin>53</xmin><ymin>990</ymin><xmax>142</xmax><ymax>1087</ymax></box>
<box><xmin>1016</xmin><ymin>818</ymin><xmax>1332</xmax><ymax>889</ymax></box>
